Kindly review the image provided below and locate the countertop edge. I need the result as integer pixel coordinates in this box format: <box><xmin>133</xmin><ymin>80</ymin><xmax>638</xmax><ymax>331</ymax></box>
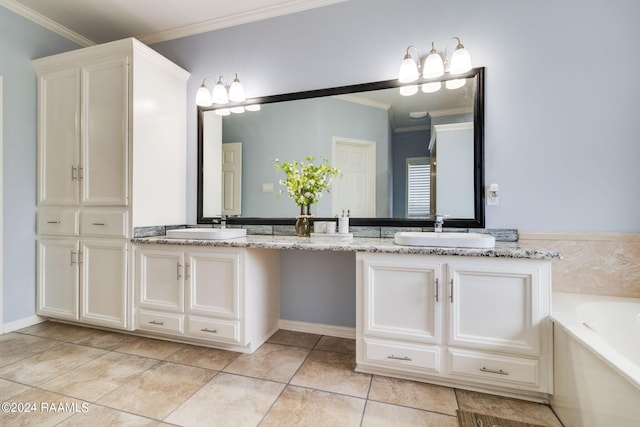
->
<box><xmin>131</xmin><ymin>236</ymin><xmax>562</xmax><ymax>260</ymax></box>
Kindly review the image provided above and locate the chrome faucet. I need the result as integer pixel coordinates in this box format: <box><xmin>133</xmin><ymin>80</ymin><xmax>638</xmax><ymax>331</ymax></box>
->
<box><xmin>213</xmin><ymin>216</ymin><xmax>227</xmax><ymax>229</ymax></box>
<box><xmin>434</xmin><ymin>215</ymin><xmax>445</xmax><ymax>233</ymax></box>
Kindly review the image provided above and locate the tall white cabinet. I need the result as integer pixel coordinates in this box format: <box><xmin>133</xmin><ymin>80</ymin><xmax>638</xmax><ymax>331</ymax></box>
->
<box><xmin>34</xmin><ymin>38</ymin><xmax>189</xmax><ymax>330</ymax></box>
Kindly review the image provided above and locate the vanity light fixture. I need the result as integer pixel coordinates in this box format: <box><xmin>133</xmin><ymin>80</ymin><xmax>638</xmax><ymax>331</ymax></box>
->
<box><xmin>196</xmin><ymin>74</ymin><xmax>246</xmax><ymax>107</ymax></box>
<box><xmin>398</xmin><ymin>45</ymin><xmax>421</xmax><ymax>83</ymax></box>
<box><xmin>398</xmin><ymin>37</ymin><xmax>472</xmax><ymax>92</ymax></box>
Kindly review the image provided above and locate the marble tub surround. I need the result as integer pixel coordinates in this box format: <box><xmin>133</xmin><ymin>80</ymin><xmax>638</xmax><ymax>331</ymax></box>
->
<box><xmin>132</xmin><ymin>234</ymin><xmax>560</xmax><ymax>259</ymax></box>
<box><xmin>0</xmin><ymin>322</ymin><xmax>562</xmax><ymax>427</ymax></box>
<box><xmin>519</xmin><ymin>232</ymin><xmax>640</xmax><ymax>298</ymax></box>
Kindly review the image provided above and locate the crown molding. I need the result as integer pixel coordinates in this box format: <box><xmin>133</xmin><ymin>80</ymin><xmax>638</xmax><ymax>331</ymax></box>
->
<box><xmin>0</xmin><ymin>0</ymin><xmax>95</xmax><ymax>47</ymax></box>
<box><xmin>137</xmin><ymin>0</ymin><xmax>348</xmax><ymax>44</ymax></box>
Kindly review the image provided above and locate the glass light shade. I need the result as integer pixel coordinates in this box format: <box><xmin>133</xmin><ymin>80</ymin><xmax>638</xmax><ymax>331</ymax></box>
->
<box><xmin>212</xmin><ymin>82</ymin><xmax>229</xmax><ymax>104</ymax></box>
<box><xmin>445</xmin><ymin>78</ymin><xmax>466</xmax><ymax>90</ymax></box>
<box><xmin>195</xmin><ymin>85</ymin><xmax>212</xmax><ymax>107</ymax></box>
<box><xmin>229</xmin><ymin>75</ymin><xmax>246</xmax><ymax>102</ymax></box>
<box><xmin>214</xmin><ymin>108</ymin><xmax>230</xmax><ymax>116</ymax></box>
<box><xmin>398</xmin><ymin>56</ymin><xmax>419</xmax><ymax>83</ymax></box>
<box><xmin>399</xmin><ymin>85</ymin><xmax>419</xmax><ymax>96</ymax></box>
<box><xmin>421</xmin><ymin>82</ymin><xmax>441</xmax><ymax>93</ymax></box>
<box><xmin>449</xmin><ymin>46</ymin><xmax>472</xmax><ymax>75</ymax></box>
<box><xmin>230</xmin><ymin>106</ymin><xmax>245</xmax><ymax>114</ymax></box>
<box><xmin>245</xmin><ymin>104</ymin><xmax>261</xmax><ymax>112</ymax></box>
<box><xmin>423</xmin><ymin>52</ymin><xmax>444</xmax><ymax>78</ymax></box>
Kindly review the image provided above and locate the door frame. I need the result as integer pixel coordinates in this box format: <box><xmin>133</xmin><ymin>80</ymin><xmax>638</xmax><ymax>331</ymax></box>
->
<box><xmin>331</xmin><ymin>136</ymin><xmax>376</xmax><ymax>217</ymax></box>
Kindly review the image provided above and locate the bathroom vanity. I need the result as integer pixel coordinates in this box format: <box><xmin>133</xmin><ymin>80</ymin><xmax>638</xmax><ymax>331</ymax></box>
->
<box><xmin>130</xmin><ymin>234</ymin><xmax>558</xmax><ymax>400</ymax></box>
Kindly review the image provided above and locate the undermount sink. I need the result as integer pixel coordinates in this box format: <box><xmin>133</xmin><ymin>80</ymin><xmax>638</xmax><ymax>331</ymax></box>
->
<box><xmin>166</xmin><ymin>228</ymin><xmax>247</xmax><ymax>240</ymax></box>
<box><xmin>394</xmin><ymin>232</ymin><xmax>495</xmax><ymax>249</ymax></box>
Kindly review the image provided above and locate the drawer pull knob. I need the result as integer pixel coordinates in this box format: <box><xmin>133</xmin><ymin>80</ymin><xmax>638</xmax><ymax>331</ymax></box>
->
<box><xmin>149</xmin><ymin>320</ymin><xmax>165</xmax><ymax>326</ymax></box>
<box><xmin>480</xmin><ymin>367</ymin><xmax>509</xmax><ymax>375</ymax></box>
<box><xmin>47</xmin><ymin>220</ymin><xmax>61</xmax><ymax>224</ymax></box>
<box><xmin>387</xmin><ymin>354</ymin><xmax>412</xmax><ymax>361</ymax></box>
<box><xmin>201</xmin><ymin>328</ymin><xmax>218</xmax><ymax>333</ymax></box>
<box><xmin>91</xmin><ymin>222</ymin><xmax>106</xmax><ymax>226</ymax></box>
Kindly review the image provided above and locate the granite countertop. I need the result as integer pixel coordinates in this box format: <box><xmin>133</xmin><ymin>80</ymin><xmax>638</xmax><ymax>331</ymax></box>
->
<box><xmin>132</xmin><ymin>235</ymin><xmax>562</xmax><ymax>260</ymax></box>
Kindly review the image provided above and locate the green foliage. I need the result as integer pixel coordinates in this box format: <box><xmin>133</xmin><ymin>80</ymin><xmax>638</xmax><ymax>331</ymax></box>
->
<box><xmin>275</xmin><ymin>156</ymin><xmax>340</xmax><ymax>206</ymax></box>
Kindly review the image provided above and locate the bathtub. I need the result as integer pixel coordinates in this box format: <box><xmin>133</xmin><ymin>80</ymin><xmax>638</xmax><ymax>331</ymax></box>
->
<box><xmin>551</xmin><ymin>292</ymin><xmax>640</xmax><ymax>427</ymax></box>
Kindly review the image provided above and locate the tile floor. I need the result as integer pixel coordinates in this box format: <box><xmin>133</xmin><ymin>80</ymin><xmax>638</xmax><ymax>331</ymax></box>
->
<box><xmin>0</xmin><ymin>322</ymin><xmax>564</xmax><ymax>426</ymax></box>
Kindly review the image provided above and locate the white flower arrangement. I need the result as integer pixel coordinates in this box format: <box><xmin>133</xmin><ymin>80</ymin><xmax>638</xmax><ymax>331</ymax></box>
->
<box><xmin>275</xmin><ymin>156</ymin><xmax>340</xmax><ymax>207</ymax></box>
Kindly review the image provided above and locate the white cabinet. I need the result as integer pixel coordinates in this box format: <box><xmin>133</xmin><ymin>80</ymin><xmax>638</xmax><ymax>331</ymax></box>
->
<box><xmin>37</xmin><ymin>239</ymin><xmax>79</xmax><ymax>320</ymax></box>
<box><xmin>134</xmin><ymin>245</ymin><xmax>279</xmax><ymax>353</ymax></box>
<box><xmin>79</xmin><ymin>239</ymin><xmax>128</xmax><ymax>328</ymax></box>
<box><xmin>359</xmin><ymin>255</ymin><xmax>443</xmax><ymax>375</ymax></box>
<box><xmin>34</xmin><ymin>38</ymin><xmax>189</xmax><ymax>330</ymax></box>
<box><xmin>356</xmin><ymin>252</ymin><xmax>552</xmax><ymax>398</ymax></box>
<box><xmin>36</xmin><ymin>237</ymin><xmax>128</xmax><ymax>329</ymax></box>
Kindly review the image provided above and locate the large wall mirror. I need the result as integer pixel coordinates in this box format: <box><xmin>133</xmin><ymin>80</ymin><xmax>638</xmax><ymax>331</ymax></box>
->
<box><xmin>198</xmin><ymin>67</ymin><xmax>484</xmax><ymax>228</ymax></box>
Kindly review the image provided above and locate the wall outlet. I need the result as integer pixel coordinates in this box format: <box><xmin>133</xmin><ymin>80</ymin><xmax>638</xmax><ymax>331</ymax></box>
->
<box><xmin>262</xmin><ymin>183</ymin><xmax>274</xmax><ymax>193</ymax></box>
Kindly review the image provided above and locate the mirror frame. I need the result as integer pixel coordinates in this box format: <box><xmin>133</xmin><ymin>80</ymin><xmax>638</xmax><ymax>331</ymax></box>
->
<box><xmin>197</xmin><ymin>67</ymin><xmax>485</xmax><ymax>228</ymax></box>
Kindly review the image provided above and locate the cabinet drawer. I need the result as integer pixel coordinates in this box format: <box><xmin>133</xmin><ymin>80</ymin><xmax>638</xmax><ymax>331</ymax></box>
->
<box><xmin>81</xmin><ymin>210</ymin><xmax>128</xmax><ymax>237</ymax></box>
<box><xmin>362</xmin><ymin>338</ymin><xmax>440</xmax><ymax>373</ymax></box>
<box><xmin>137</xmin><ymin>310</ymin><xmax>184</xmax><ymax>334</ymax></box>
<box><xmin>447</xmin><ymin>348</ymin><xmax>539</xmax><ymax>387</ymax></box>
<box><xmin>187</xmin><ymin>316</ymin><xmax>241</xmax><ymax>344</ymax></box>
<box><xmin>38</xmin><ymin>209</ymin><xmax>79</xmax><ymax>236</ymax></box>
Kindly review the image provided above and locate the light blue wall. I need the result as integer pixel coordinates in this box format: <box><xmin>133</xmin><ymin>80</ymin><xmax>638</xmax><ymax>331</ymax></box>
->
<box><xmin>150</xmin><ymin>0</ymin><xmax>640</xmax><ymax>327</ymax></box>
<box><xmin>392</xmin><ymin>130</ymin><xmax>430</xmax><ymax>218</ymax></box>
<box><xmin>3</xmin><ymin>0</ymin><xmax>639</xmax><ymax>327</ymax></box>
<box><xmin>152</xmin><ymin>0</ymin><xmax>640</xmax><ymax>233</ymax></box>
<box><xmin>0</xmin><ymin>8</ymin><xmax>80</xmax><ymax>324</ymax></box>
<box><xmin>223</xmin><ymin>96</ymin><xmax>390</xmax><ymax>217</ymax></box>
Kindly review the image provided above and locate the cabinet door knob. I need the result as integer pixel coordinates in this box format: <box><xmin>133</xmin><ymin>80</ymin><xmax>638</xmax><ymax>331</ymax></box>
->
<box><xmin>435</xmin><ymin>278</ymin><xmax>439</xmax><ymax>302</ymax></box>
<box><xmin>200</xmin><ymin>328</ymin><xmax>218</xmax><ymax>334</ymax></box>
<box><xmin>91</xmin><ymin>222</ymin><xmax>106</xmax><ymax>226</ymax></box>
<box><xmin>177</xmin><ymin>263</ymin><xmax>182</xmax><ymax>280</ymax></box>
<box><xmin>449</xmin><ymin>279</ymin><xmax>454</xmax><ymax>303</ymax></box>
<box><xmin>149</xmin><ymin>320</ymin><xmax>164</xmax><ymax>326</ymax></box>
<box><xmin>47</xmin><ymin>220</ymin><xmax>61</xmax><ymax>224</ymax></box>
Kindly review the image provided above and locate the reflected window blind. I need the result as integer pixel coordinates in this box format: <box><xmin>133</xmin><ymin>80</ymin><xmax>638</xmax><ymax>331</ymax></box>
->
<box><xmin>406</xmin><ymin>157</ymin><xmax>430</xmax><ymax>217</ymax></box>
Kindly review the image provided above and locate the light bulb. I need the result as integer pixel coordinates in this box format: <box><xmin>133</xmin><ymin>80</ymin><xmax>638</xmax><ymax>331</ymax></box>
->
<box><xmin>214</xmin><ymin>108</ymin><xmax>230</xmax><ymax>116</ymax></box>
<box><xmin>422</xmin><ymin>82</ymin><xmax>441</xmax><ymax>93</ymax></box>
<box><xmin>423</xmin><ymin>43</ymin><xmax>444</xmax><ymax>79</ymax></box>
<box><xmin>195</xmin><ymin>83</ymin><xmax>212</xmax><ymax>107</ymax></box>
<box><xmin>212</xmin><ymin>77</ymin><xmax>229</xmax><ymax>104</ymax></box>
<box><xmin>228</xmin><ymin>74</ymin><xmax>246</xmax><ymax>102</ymax></box>
<box><xmin>399</xmin><ymin>85</ymin><xmax>418</xmax><ymax>96</ymax></box>
<box><xmin>449</xmin><ymin>44</ymin><xmax>472</xmax><ymax>75</ymax></box>
<box><xmin>445</xmin><ymin>78</ymin><xmax>466</xmax><ymax>90</ymax></box>
<box><xmin>245</xmin><ymin>104</ymin><xmax>261</xmax><ymax>112</ymax></box>
<box><xmin>399</xmin><ymin>53</ymin><xmax>419</xmax><ymax>83</ymax></box>
<box><xmin>230</xmin><ymin>106</ymin><xmax>245</xmax><ymax>114</ymax></box>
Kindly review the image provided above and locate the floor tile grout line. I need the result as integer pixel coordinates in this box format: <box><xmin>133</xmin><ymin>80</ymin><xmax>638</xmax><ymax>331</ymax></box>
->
<box><xmin>11</xmin><ymin>323</ymin><xmax>563</xmax><ymax>426</ymax></box>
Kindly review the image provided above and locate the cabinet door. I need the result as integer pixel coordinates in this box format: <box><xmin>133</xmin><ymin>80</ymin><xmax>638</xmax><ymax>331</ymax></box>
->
<box><xmin>37</xmin><ymin>239</ymin><xmax>79</xmax><ymax>320</ymax></box>
<box><xmin>447</xmin><ymin>261</ymin><xmax>547</xmax><ymax>356</ymax></box>
<box><xmin>81</xmin><ymin>57</ymin><xmax>129</xmax><ymax>206</ymax></box>
<box><xmin>187</xmin><ymin>250</ymin><xmax>240</xmax><ymax>320</ymax></box>
<box><xmin>360</xmin><ymin>254</ymin><xmax>442</xmax><ymax>344</ymax></box>
<box><xmin>37</xmin><ymin>68</ymin><xmax>80</xmax><ymax>206</ymax></box>
<box><xmin>137</xmin><ymin>248</ymin><xmax>184</xmax><ymax>312</ymax></box>
<box><xmin>80</xmin><ymin>239</ymin><xmax>128</xmax><ymax>328</ymax></box>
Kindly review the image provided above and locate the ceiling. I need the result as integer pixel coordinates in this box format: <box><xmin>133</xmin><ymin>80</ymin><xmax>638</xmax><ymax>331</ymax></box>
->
<box><xmin>2</xmin><ymin>0</ymin><xmax>348</xmax><ymax>46</ymax></box>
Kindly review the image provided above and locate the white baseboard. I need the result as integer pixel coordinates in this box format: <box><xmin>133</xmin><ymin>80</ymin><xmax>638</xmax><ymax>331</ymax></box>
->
<box><xmin>2</xmin><ymin>315</ymin><xmax>46</xmax><ymax>334</ymax></box>
<box><xmin>278</xmin><ymin>319</ymin><xmax>355</xmax><ymax>339</ymax></box>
